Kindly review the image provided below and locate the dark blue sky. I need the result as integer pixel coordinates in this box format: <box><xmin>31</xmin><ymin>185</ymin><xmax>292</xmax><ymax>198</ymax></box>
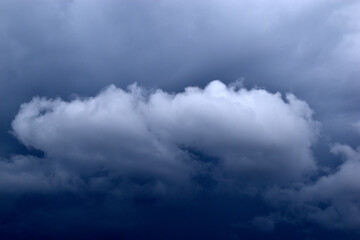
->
<box><xmin>1</xmin><ymin>0</ymin><xmax>360</xmax><ymax>239</ymax></box>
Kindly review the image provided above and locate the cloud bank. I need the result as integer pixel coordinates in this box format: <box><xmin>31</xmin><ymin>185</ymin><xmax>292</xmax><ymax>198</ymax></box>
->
<box><xmin>1</xmin><ymin>0</ymin><xmax>359</xmax><ymax>157</ymax></box>
<box><xmin>2</xmin><ymin>80</ymin><xmax>360</xmax><ymax>239</ymax></box>
<box><xmin>11</xmin><ymin>81</ymin><xmax>318</xmax><ymax>192</ymax></box>
<box><xmin>1</xmin><ymin>0</ymin><xmax>360</xmax><ymax>238</ymax></box>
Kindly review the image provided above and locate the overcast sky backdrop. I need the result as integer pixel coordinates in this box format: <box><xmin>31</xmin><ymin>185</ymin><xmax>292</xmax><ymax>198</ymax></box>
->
<box><xmin>1</xmin><ymin>0</ymin><xmax>360</xmax><ymax>239</ymax></box>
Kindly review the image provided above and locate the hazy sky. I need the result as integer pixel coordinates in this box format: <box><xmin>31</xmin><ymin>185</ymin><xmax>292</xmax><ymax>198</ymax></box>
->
<box><xmin>1</xmin><ymin>0</ymin><xmax>360</xmax><ymax>239</ymax></box>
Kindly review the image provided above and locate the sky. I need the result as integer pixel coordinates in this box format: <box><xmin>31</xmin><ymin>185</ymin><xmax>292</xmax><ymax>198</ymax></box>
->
<box><xmin>1</xmin><ymin>0</ymin><xmax>360</xmax><ymax>239</ymax></box>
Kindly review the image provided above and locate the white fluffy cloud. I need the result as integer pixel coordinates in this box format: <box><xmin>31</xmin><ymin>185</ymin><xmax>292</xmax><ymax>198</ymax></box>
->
<box><xmin>11</xmin><ymin>80</ymin><xmax>319</xmax><ymax>191</ymax></box>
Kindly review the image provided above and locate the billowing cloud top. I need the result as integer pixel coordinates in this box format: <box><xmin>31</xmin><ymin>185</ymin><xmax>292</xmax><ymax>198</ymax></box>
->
<box><xmin>11</xmin><ymin>81</ymin><xmax>318</xmax><ymax>191</ymax></box>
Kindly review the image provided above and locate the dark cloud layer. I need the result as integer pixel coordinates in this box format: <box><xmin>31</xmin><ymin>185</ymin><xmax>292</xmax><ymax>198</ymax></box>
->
<box><xmin>1</xmin><ymin>81</ymin><xmax>358</xmax><ymax>239</ymax></box>
<box><xmin>1</xmin><ymin>0</ymin><xmax>360</xmax><ymax>239</ymax></box>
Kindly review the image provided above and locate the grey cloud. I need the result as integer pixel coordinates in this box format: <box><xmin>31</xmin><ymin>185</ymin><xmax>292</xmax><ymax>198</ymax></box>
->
<box><xmin>0</xmin><ymin>0</ymin><xmax>359</xmax><ymax>156</ymax></box>
<box><xmin>3</xmin><ymin>80</ymin><xmax>324</xmax><ymax>238</ymax></box>
<box><xmin>264</xmin><ymin>143</ymin><xmax>360</xmax><ymax>230</ymax></box>
<box><xmin>11</xmin><ymin>81</ymin><xmax>319</xmax><ymax>192</ymax></box>
<box><xmin>144</xmin><ymin>81</ymin><xmax>319</xmax><ymax>186</ymax></box>
<box><xmin>1</xmin><ymin>0</ymin><xmax>360</xmax><ymax>238</ymax></box>
<box><xmin>0</xmin><ymin>155</ymin><xmax>55</xmax><ymax>193</ymax></box>
<box><xmin>299</xmin><ymin>144</ymin><xmax>360</xmax><ymax>229</ymax></box>
<box><xmin>353</xmin><ymin>121</ymin><xmax>360</xmax><ymax>134</ymax></box>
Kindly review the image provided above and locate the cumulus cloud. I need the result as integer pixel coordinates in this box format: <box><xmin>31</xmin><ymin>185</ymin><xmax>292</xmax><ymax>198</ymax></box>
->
<box><xmin>1</xmin><ymin>0</ymin><xmax>360</xmax><ymax>238</ymax></box>
<box><xmin>10</xmin><ymin>81</ymin><xmax>319</xmax><ymax>194</ymax></box>
<box><xmin>145</xmin><ymin>81</ymin><xmax>319</xmax><ymax>186</ymax></box>
<box><xmin>1</xmin><ymin>0</ymin><xmax>359</xmax><ymax>158</ymax></box>
<box><xmin>3</xmin><ymin>80</ymin><xmax>325</xmax><ymax>238</ymax></box>
<box><xmin>6</xmin><ymin>80</ymin><xmax>360</xmax><ymax>239</ymax></box>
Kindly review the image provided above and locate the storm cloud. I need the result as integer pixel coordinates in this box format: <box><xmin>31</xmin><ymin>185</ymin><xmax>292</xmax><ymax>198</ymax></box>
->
<box><xmin>3</xmin><ymin>81</ymin><xmax>322</xmax><ymax>239</ymax></box>
<box><xmin>10</xmin><ymin>81</ymin><xmax>318</xmax><ymax>190</ymax></box>
<box><xmin>1</xmin><ymin>0</ymin><xmax>360</xmax><ymax>239</ymax></box>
